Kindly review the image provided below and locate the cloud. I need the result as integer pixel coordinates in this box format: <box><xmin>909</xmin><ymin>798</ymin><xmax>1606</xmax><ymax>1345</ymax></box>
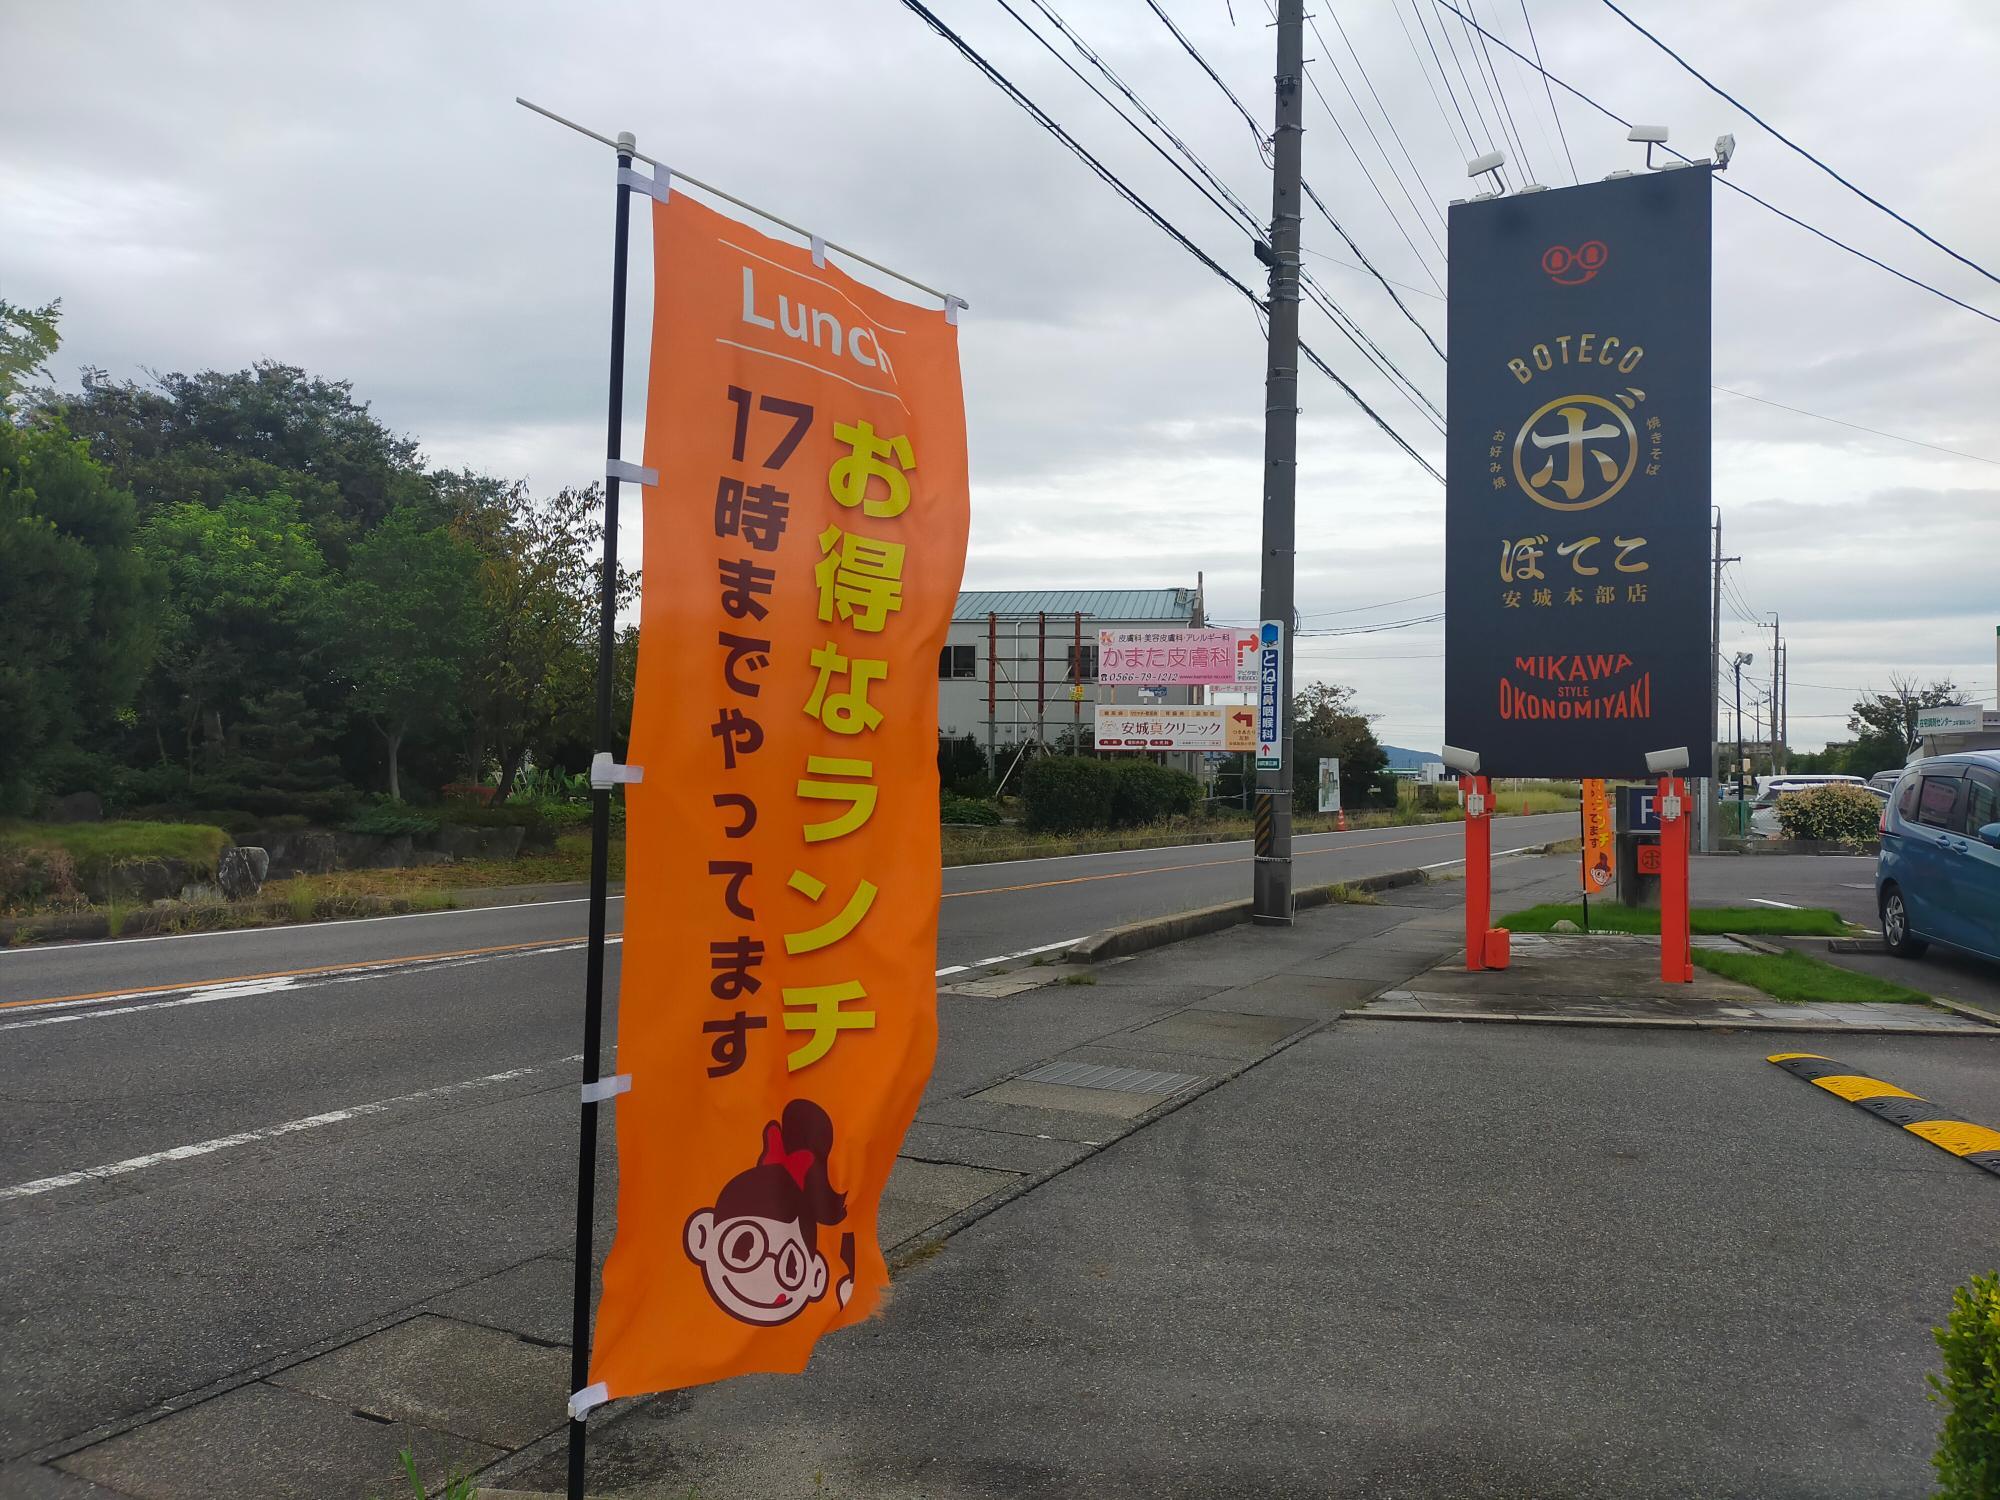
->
<box><xmin>6</xmin><ymin>0</ymin><xmax>1997</xmax><ymax>753</ymax></box>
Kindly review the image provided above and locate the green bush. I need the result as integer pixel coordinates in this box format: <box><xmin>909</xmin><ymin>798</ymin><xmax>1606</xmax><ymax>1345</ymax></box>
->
<box><xmin>1022</xmin><ymin>756</ymin><xmax>1118</xmax><ymax>833</ymax></box>
<box><xmin>941</xmin><ymin>794</ymin><xmax>1001</xmax><ymax>825</ymax></box>
<box><xmin>1930</xmin><ymin>1271</ymin><xmax>2000</xmax><ymax>1498</ymax></box>
<box><xmin>1107</xmin><ymin>760</ymin><xmax>1199</xmax><ymax>825</ymax></box>
<box><xmin>344</xmin><ymin>803</ymin><xmax>441</xmax><ymax>837</ymax></box>
<box><xmin>1022</xmin><ymin>756</ymin><xmax>1200</xmax><ymax>833</ymax></box>
<box><xmin>1775</xmin><ymin>783</ymin><xmax>1882</xmax><ymax>842</ymax></box>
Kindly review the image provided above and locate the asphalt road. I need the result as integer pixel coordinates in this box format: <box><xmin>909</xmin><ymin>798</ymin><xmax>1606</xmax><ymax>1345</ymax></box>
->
<box><xmin>0</xmin><ymin>813</ymin><xmax>1572</xmax><ymax>1466</ymax></box>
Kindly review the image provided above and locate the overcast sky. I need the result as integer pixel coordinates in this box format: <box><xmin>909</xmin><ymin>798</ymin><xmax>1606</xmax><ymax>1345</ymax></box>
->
<box><xmin>7</xmin><ymin>0</ymin><xmax>1997</xmax><ymax>752</ymax></box>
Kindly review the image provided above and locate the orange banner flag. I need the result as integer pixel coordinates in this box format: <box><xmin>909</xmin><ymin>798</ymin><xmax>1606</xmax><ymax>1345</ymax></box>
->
<box><xmin>591</xmin><ymin>192</ymin><xmax>969</xmax><ymax>1398</ymax></box>
<box><xmin>1581</xmin><ymin>778</ymin><xmax>1614</xmax><ymax>893</ymax></box>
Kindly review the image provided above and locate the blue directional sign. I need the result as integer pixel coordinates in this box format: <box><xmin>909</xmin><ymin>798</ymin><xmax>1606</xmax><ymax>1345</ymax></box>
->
<box><xmin>1256</xmin><ymin>619</ymin><xmax>1283</xmax><ymax>771</ymax></box>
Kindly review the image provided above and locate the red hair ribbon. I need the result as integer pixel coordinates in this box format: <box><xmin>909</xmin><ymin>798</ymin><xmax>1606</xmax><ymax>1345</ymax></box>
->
<box><xmin>761</xmin><ymin>1122</ymin><xmax>813</xmax><ymax>1189</ymax></box>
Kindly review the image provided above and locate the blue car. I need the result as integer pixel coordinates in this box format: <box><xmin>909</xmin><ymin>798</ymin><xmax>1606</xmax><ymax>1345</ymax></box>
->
<box><xmin>1877</xmin><ymin>751</ymin><xmax>2000</xmax><ymax>964</ymax></box>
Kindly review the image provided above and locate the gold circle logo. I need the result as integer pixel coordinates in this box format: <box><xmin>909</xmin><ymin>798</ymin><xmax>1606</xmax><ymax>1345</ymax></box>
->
<box><xmin>1512</xmin><ymin>394</ymin><xmax>1638</xmax><ymax>512</ymax></box>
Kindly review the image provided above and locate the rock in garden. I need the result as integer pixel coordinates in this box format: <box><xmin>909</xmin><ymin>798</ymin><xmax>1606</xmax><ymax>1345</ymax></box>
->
<box><xmin>216</xmin><ymin>845</ymin><xmax>270</xmax><ymax>900</ymax></box>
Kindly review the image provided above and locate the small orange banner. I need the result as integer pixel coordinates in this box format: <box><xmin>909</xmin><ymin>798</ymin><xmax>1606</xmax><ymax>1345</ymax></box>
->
<box><xmin>591</xmin><ymin>193</ymin><xmax>968</xmax><ymax>1398</ymax></box>
<box><xmin>1581</xmin><ymin>778</ymin><xmax>1614</xmax><ymax>892</ymax></box>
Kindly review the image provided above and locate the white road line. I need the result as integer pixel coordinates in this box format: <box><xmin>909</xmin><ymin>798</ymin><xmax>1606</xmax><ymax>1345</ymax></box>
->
<box><xmin>0</xmin><ymin>1055</ymin><xmax>583</xmax><ymax>1203</ymax></box>
<box><xmin>1748</xmin><ymin>897</ymin><xmax>1802</xmax><ymax>910</ymax></box>
<box><xmin>0</xmin><ymin>894</ymin><xmax>616</xmax><ymax>957</ymax></box>
<box><xmin>5</xmin><ymin>926</ymin><xmax>1064</xmax><ymax>1033</ymax></box>
<box><xmin>0</xmin><ymin>940</ymin><xmax>612</xmax><ymax>1031</ymax></box>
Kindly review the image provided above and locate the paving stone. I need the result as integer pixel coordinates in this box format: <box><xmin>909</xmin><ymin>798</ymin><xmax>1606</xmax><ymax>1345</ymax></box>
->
<box><xmin>896</xmin><ymin>1119</ymin><xmax>1090</xmax><ymax>1176</ymax></box>
<box><xmin>55</xmin><ymin>1382</ymin><xmax>498</xmax><ymax>1500</ymax></box>
<box><xmin>269</xmin><ymin>1313</ymin><xmax>569</xmax><ymax>1450</ymax></box>
<box><xmin>879</xmin><ymin>1158</ymin><xmax>1019</xmax><ymax>1246</ymax></box>
<box><xmin>426</xmin><ymin>1254</ymin><xmax>575</xmax><ymax>1347</ymax></box>
<box><xmin>1128</xmin><ymin>1008</ymin><xmax>1312</xmax><ymax>1057</ymax></box>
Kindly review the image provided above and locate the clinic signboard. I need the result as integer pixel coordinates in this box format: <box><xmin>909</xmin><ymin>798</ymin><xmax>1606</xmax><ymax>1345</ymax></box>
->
<box><xmin>1444</xmin><ymin>167</ymin><xmax>1714</xmax><ymax>777</ymax></box>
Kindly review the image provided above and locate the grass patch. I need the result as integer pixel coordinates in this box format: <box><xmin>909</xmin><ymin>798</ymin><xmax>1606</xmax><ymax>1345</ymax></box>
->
<box><xmin>1056</xmin><ymin>972</ymin><xmax>1098</xmax><ymax>986</ymax></box>
<box><xmin>1319</xmin><ymin>882</ymin><xmax>1380</xmax><ymax>905</ymax></box>
<box><xmin>262</xmin><ymin>831</ymin><xmax>618</xmax><ymax>900</ymax></box>
<box><xmin>1502</xmin><ymin>902</ymin><xmax>1850</xmax><ymax>937</ymax></box>
<box><xmin>1691</xmin><ymin>947</ymin><xmax>1933</xmax><ymax>1005</ymax></box>
<box><xmin>0</xmin><ymin>819</ymin><xmax>230</xmax><ymax>868</ymax></box>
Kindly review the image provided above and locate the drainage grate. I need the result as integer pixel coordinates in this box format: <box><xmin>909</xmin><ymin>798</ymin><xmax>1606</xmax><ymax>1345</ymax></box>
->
<box><xmin>1015</xmin><ymin>1061</ymin><xmax>1203</xmax><ymax>1096</ymax></box>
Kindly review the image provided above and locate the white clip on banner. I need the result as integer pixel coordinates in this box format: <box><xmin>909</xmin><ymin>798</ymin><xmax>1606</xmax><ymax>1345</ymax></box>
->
<box><xmin>617</xmin><ymin>161</ymin><xmax>672</xmax><ymax>204</ymax></box>
<box><xmin>590</xmin><ymin>752</ymin><xmax>644</xmax><ymax>790</ymax></box>
<box><xmin>810</xmin><ymin>233</ymin><xmax>828</xmax><ymax>269</ymax></box>
<box><xmin>606</xmin><ymin>459</ymin><xmax>657</xmax><ymax>488</ymax></box>
<box><xmin>581</xmin><ymin>1074</ymin><xmax>632</xmax><ymax>1105</ymax></box>
<box><xmin>944</xmin><ymin>294</ymin><xmax>968</xmax><ymax>326</ymax></box>
<box><xmin>568</xmin><ymin>1381</ymin><xmax>609</xmax><ymax>1420</ymax></box>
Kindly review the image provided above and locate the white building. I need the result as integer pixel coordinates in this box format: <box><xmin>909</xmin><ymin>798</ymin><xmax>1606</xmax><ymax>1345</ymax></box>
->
<box><xmin>940</xmin><ymin>586</ymin><xmax>1207</xmax><ymax>770</ymax></box>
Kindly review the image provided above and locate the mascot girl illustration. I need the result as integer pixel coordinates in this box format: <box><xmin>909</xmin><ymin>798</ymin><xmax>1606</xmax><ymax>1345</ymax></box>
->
<box><xmin>684</xmin><ymin>1099</ymin><xmax>856</xmax><ymax>1325</ymax></box>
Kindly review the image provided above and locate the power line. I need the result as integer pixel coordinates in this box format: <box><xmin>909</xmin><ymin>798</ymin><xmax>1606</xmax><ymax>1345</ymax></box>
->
<box><xmin>1142</xmin><ymin>0</ymin><xmax>1270</xmax><ymax>160</ymax></box>
<box><xmin>1322</xmin><ymin>4</ymin><xmax>1450</xmax><ymax>228</ymax></box>
<box><xmin>1392</xmin><ymin>0</ymin><xmax>1472</xmax><ymax>161</ymax></box>
<box><xmin>893</xmin><ymin>0</ymin><xmax>1443</xmax><ymax>482</ymax></box>
<box><xmin>1517</xmin><ymin>0</ymin><xmax>1577</xmax><ymax>185</ymax></box>
<box><xmin>1301</xmin><ymin>180</ymin><xmax>1448</xmax><ymax>359</ymax></box>
<box><xmin>1302</xmin><ymin>588</ymin><xmax>1444</xmax><ymax>618</ymax></box>
<box><xmin>1008</xmin><ymin>0</ymin><xmax>1445</xmax><ymax>428</ymax></box>
<box><xmin>1435</xmin><ymin>0</ymin><xmax>1501</xmax><ymax>155</ymax></box>
<box><xmin>1712</xmin><ymin>384</ymin><xmax>2000</xmax><ymax>467</ymax></box>
<box><xmin>1598</xmin><ymin>0</ymin><xmax>2000</xmax><ymax>289</ymax></box>
<box><xmin>1465</xmin><ymin>0</ymin><xmax>1536</xmax><ymax>182</ymax></box>
<box><xmin>1264</xmin><ymin>0</ymin><xmax>1449</xmax><ymax>289</ymax></box>
<box><xmin>1430</xmin><ymin>0</ymin><xmax>2000</xmax><ymax>328</ymax></box>
<box><xmin>1142</xmin><ymin>0</ymin><xmax>1451</xmax><ymax>356</ymax></box>
<box><xmin>1299</xmin><ymin>244</ymin><xmax>1446</xmax><ymax>301</ymax></box>
<box><xmin>1301</xmin><ymin>3</ymin><xmax>1451</xmax><ymax>246</ymax></box>
<box><xmin>1404</xmin><ymin>0</ymin><xmax>1477</xmax><ymax>157</ymax></box>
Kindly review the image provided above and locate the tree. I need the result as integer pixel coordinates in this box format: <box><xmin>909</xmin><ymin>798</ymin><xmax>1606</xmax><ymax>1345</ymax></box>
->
<box><xmin>448</xmin><ymin>478</ymin><xmax>632</xmax><ymax>801</ymax></box>
<box><xmin>1</xmin><ymin>297</ymin><xmax>62</xmax><ymax>415</ymax></box>
<box><xmin>1290</xmin><ymin>681</ymin><xmax>1389</xmax><ymax>809</ymax></box>
<box><xmin>42</xmin><ymin>362</ymin><xmax>434</xmax><ymax>557</ymax></box>
<box><xmin>137</xmin><ymin>492</ymin><xmax>330</xmax><ymax>776</ymax></box>
<box><xmin>1846</xmin><ymin>675</ymin><xmax>1965</xmax><ymax>775</ymax></box>
<box><xmin>329</xmin><ymin>506</ymin><xmax>482</xmax><ymax>800</ymax></box>
<box><xmin>0</xmin><ymin>422</ymin><xmax>154</xmax><ymax>805</ymax></box>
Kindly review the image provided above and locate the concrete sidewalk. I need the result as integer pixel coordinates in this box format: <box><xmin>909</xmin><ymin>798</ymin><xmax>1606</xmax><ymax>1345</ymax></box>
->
<box><xmin>483</xmin><ymin>856</ymin><xmax>1994</xmax><ymax>1500</ymax></box>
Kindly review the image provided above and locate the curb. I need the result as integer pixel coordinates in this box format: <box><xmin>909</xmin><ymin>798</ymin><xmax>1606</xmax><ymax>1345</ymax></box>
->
<box><xmin>1346</xmin><ymin>1010</ymin><xmax>2000</xmax><ymax>1037</ymax></box>
<box><xmin>1064</xmin><ymin>843</ymin><xmax>1559</xmax><ymax>965</ymax></box>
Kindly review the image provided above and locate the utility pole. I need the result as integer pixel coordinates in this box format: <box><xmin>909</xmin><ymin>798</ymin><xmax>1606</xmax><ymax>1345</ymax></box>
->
<box><xmin>1777</xmin><ymin>640</ymin><xmax>1788</xmax><ymax>772</ymax></box>
<box><xmin>1732</xmin><ymin>652</ymin><xmax>1751</xmax><ymax>825</ymax></box>
<box><xmin>1767</xmin><ymin>613</ymin><xmax>1781</xmax><ymax>780</ymax></box>
<box><xmin>1705</xmin><ymin>516</ymin><xmax>1738</xmax><ymax>853</ymax></box>
<box><xmin>1253</xmin><ymin>0</ymin><xmax>1303</xmax><ymax>926</ymax></box>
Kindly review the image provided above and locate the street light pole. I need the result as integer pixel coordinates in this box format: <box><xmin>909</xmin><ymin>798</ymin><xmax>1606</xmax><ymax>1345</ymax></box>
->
<box><xmin>1253</xmin><ymin>0</ymin><xmax>1304</xmax><ymax>926</ymax></box>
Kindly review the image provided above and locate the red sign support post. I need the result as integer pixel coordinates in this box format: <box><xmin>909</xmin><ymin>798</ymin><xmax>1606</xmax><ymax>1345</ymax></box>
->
<box><xmin>1459</xmin><ymin>775</ymin><xmax>1512</xmax><ymax>972</ymax></box>
<box><xmin>1657</xmin><ymin>774</ymin><xmax>1693</xmax><ymax>983</ymax></box>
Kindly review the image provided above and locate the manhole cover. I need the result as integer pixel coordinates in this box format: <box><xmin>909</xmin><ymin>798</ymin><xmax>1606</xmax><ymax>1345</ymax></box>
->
<box><xmin>1014</xmin><ymin>1061</ymin><xmax>1203</xmax><ymax>1096</ymax></box>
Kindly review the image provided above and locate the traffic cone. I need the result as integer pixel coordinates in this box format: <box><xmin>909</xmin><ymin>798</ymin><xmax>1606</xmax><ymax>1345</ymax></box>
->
<box><xmin>1338</xmin><ymin>808</ymin><xmax>1348</xmax><ymax>831</ymax></box>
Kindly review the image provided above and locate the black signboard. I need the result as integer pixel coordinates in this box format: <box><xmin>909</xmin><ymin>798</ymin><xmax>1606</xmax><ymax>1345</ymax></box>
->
<box><xmin>1444</xmin><ymin>167</ymin><xmax>1712</xmax><ymax>778</ymax></box>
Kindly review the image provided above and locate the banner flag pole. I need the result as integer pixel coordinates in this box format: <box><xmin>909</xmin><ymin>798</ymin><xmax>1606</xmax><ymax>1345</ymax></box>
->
<box><xmin>565</xmin><ymin>128</ymin><xmax>636</xmax><ymax>1500</ymax></box>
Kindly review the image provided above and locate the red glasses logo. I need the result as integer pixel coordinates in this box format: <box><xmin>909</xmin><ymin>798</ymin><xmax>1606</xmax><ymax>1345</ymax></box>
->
<box><xmin>1542</xmin><ymin>240</ymin><xmax>1608</xmax><ymax>285</ymax></box>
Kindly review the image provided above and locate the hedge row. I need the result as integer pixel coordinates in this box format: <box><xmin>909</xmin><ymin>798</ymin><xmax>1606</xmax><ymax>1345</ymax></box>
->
<box><xmin>1021</xmin><ymin>756</ymin><xmax>1200</xmax><ymax>833</ymax></box>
